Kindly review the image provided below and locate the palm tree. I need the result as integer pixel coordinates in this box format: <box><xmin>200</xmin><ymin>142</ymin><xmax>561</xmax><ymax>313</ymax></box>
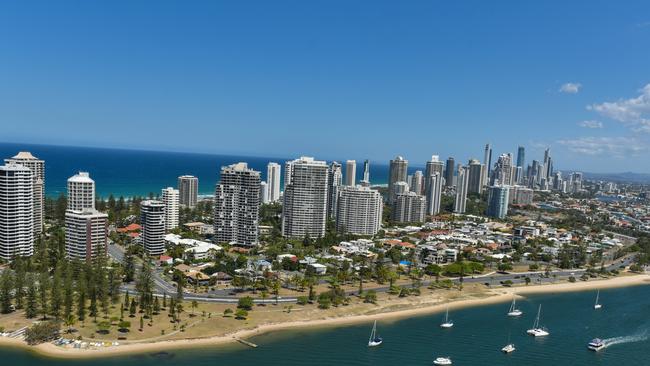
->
<box><xmin>64</xmin><ymin>314</ymin><xmax>76</xmax><ymax>333</ymax></box>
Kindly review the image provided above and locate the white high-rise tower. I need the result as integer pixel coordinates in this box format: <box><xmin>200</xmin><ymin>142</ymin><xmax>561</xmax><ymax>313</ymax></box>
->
<box><xmin>67</xmin><ymin>172</ymin><xmax>95</xmax><ymax>211</ymax></box>
<box><xmin>266</xmin><ymin>162</ymin><xmax>281</xmax><ymax>202</ymax></box>
<box><xmin>162</xmin><ymin>187</ymin><xmax>179</xmax><ymax>231</ymax></box>
<box><xmin>0</xmin><ymin>163</ymin><xmax>34</xmax><ymax>260</ymax></box>
<box><xmin>345</xmin><ymin>160</ymin><xmax>356</xmax><ymax>186</ymax></box>
<box><xmin>5</xmin><ymin>152</ymin><xmax>44</xmax><ymax>235</ymax></box>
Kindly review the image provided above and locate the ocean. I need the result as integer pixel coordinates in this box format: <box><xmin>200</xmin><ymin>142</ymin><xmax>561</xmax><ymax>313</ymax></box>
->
<box><xmin>0</xmin><ymin>143</ymin><xmax>411</xmax><ymax>199</ymax></box>
<box><xmin>2</xmin><ymin>285</ymin><xmax>650</xmax><ymax>365</ymax></box>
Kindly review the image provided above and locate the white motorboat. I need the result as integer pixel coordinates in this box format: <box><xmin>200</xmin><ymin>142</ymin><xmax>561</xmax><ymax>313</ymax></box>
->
<box><xmin>588</xmin><ymin>338</ymin><xmax>605</xmax><ymax>351</ymax></box>
<box><xmin>433</xmin><ymin>357</ymin><xmax>452</xmax><ymax>365</ymax></box>
<box><xmin>501</xmin><ymin>343</ymin><xmax>516</xmax><ymax>353</ymax></box>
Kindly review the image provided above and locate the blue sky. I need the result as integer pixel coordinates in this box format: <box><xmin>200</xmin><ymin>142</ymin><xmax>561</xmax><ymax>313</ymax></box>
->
<box><xmin>1</xmin><ymin>1</ymin><xmax>650</xmax><ymax>172</ymax></box>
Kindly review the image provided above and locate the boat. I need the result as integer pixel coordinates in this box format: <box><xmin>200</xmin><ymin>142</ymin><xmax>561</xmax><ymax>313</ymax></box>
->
<box><xmin>440</xmin><ymin>306</ymin><xmax>454</xmax><ymax>328</ymax></box>
<box><xmin>588</xmin><ymin>338</ymin><xmax>605</xmax><ymax>351</ymax></box>
<box><xmin>507</xmin><ymin>295</ymin><xmax>523</xmax><ymax>317</ymax></box>
<box><xmin>501</xmin><ymin>344</ymin><xmax>516</xmax><ymax>353</ymax></box>
<box><xmin>433</xmin><ymin>357</ymin><xmax>452</xmax><ymax>365</ymax></box>
<box><xmin>594</xmin><ymin>290</ymin><xmax>602</xmax><ymax>310</ymax></box>
<box><xmin>526</xmin><ymin>304</ymin><xmax>550</xmax><ymax>337</ymax></box>
<box><xmin>367</xmin><ymin>320</ymin><xmax>383</xmax><ymax>347</ymax></box>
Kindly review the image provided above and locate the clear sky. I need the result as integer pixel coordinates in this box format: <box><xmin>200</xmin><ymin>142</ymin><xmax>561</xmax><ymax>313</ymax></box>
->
<box><xmin>1</xmin><ymin>1</ymin><xmax>650</xmax><ymax>172</ymax></box>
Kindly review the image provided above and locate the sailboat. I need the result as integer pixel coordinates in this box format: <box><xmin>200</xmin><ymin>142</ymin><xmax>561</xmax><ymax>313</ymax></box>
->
<box><xmin>440</xmin><ymin>306</ymin><xmax>454</xmax><ymax>328</ymax></box>
<box><xmin>507</xmin><ymin>295</ymin><xmax>523</xmax><ymax>317</ymax></box>
<box><xmin>594</xmin><ymin>290</ymin><xmax>602</xmax><ymax>310</ymax></box>
<box><xmin>526</xmin><ymin>304</ymin><xmax>549</xmax><ymax>337</ymax></box>
<box><xmin>368</xmin><ymin>320</ymin><xmax>383</xmax><ymax>347</ymax></box>
<box><xmin>502</xmin><ymin>332</ymin><xmax>516</xmax><ymax>353</ymax></box>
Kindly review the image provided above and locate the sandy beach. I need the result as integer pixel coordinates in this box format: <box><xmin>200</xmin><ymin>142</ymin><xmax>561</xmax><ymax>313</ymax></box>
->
<box><xmin>2</xmin><ymin>274</ymin><xmax>648</xmax><ymax>359</ymax></box>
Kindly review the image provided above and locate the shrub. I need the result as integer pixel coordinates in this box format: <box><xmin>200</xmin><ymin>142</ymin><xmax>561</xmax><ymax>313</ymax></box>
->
<box><xmin>25</xmin><ymin>321</ymin><xmax>60</xmax><ymax>345</ymax></box>
<box><xmin>363</xmin><ymin>290</ymin><xmax>377</xmax><ymax>304</ymax></box>
<box><xmin>238</xmin><ymin>296</ymin><xmax>254</xmax><ymax>310</ymax></box>
<box><xmin>296</xmin><ymin>296</ymin><xmax>309</xmax><ymax>305</ymax></box>
<box><xmin>235</xmin><ymin>309</ymin><xmax>248</xmax><ymax>320</ymax></box>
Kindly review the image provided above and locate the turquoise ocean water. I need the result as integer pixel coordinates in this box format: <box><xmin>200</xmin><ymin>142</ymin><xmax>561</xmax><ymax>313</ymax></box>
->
<box><xmin>2</xmin><ymin>285</ymin><xmax>650</xmax><ymax>365</ymax></box>
<box><xmin>0</xmin><ymin>143</ymin><xmax>402</xmax><ymax>199</ymax></box>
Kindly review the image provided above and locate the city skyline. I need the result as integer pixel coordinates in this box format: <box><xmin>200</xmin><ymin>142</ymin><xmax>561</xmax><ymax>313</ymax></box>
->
<box><xmin>1</xmin><ymin>1</ymin><xmax>650</xmax><ymax>172</ymax></box>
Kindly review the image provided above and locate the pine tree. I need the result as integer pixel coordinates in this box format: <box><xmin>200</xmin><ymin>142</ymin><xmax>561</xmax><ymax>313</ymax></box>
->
<box><xmin>123</xmin><ymin>252</ymin><xmax>135</xmax><ymax>283</ymax></box>
<box><xmin>0</xmin><ymin>269</ymin><xmax>13</xmax><ymax>314</ymax></box>
<box><xmin>13</xmin><ymin>260</ymin><xmax>26</xmax><ymax>309</ymax></box>
<box><xmin>63</xmin><ymin>264</ymin><xmax>74</xmax><ymax>320</ymax></box>
<box><xmin>25</xmin><ymin>276</ymin><xmax>38</xmax><ymax>319</ymax></box>
<box><xmin>50</xmin><ymin>265</ymin><xmax>63</xmax><ymax>320</ymax></box>
<box><xmin>76</xmin><ymin>274</ymin><xmax>87</xmax><ymax>322</ymax></box>
<box><xmin>129</xmin><ymin>299</ymin><xmax>137</xmax><ymax>317</ymax></box>
<box><xmin>38</xmin><ymin>271</ymin><xmax>50</xmax><ymax>320</ymax></box>
<box><xmin>108</xmin><ymin>268</ymin><xmax>121</xmax><ymax>304</ymax></box>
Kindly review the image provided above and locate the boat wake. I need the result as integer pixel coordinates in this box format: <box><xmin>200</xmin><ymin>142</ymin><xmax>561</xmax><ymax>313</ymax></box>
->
<box><xmin>601</xmin><ymin>331</ymin><xmax>648</xmax><ymax>349</ymax></box>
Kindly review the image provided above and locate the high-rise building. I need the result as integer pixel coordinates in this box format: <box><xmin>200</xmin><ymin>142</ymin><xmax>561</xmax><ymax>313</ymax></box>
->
<box><xmin>511</xmin><ymin>186</ymin><xmax>533</xmax><ymax>205</ymax></box>
<box><xmin>493</xmin><ymin>153</ymin><xmax>514</xmax><ymax>186</ymax></box>
<box><xmin>444</xmin><ymin>157</ymin><xmax>455</xmax><ymax>187</ymax></box>
<box><xmin>65</xmin><ymin>210</ymin><xmax>108</xmax><ymax>261</ymax></box>
<box><xmin>426</xmin><ymin>172</ymin><xmax>443</xmax><ymax>216</ymax></box>
<box><xmin>424</xmin><ymin>155</ymin><xmax>444</xmax><ymax>193</ymax></box>
<box><xmin>260</xmin><ymin>181</ymin><xmax>270</xmax><ymax>204</ymax></box>
<box><xmin>543</xmin><ymin>148</ymin><xmax>552</xmax><ymax>181</ymax></box>
<box><xmin>214</xmin><ymin>162</ymin><xmax>261</xmax><ymax>246</ymax></box>
<box><xmin>361</xmin><ymin>159</ymin><xmax>370</xmax><ymax>185</ymax></box>
<box><xmin>64</xmin><ymin>171</ymin><xmax>107</xmax><ymax>261</ymax></box>
<box><xmin>392</xmin><ymin>181</ymin><xmax>410</xmax><ymax>198</ymax></box>
<box><xmin>67</xmin><ymin>172</ymin><xmax>95</xmax><ymax>212</ymax></box>
<box><xmin>162</xmin><ymin>187</ymin><xmax>179</xmax><ymax>231</ymax></box>
<box><xmin>345</xmin><ymin>160</ymin><xmax>356</xmax><ymax>186</ymax></box>
<box><xmin>454</xmin><ymin>165</ymin><xmax>470</xmax><ymax>214</ymax></box>
<box><xmin>392</xmin><ymin>192</ymin><xmax>426</xmax><ymax>223</ymax></box>
<box><xmin>0</xmin><ymin>163</ymin><xmax>34</xmax><ymax>260</ymax></box>
<box><xmin>483</xmin><ymin>144</ymin><xmax>492</xmax><ymax>186</ymax></box>
<box><xmin>487</xmin><ymin>185</ymin><xmax>510</xmax><ymax>219</ymax></box>
<box><xmin>327</xmin><ymin>162</ymin><xmax>342</xmax><ymax>218</ymax></box>
<box><xmin>409</xmin><ymin>170</ymin><xmax>424</xmax><ymax>195</ymax></box>
<box><xmin>467</xmin><ymin>159</ymin><xmax>484</xmax><ymax>194</ymax></box>
<box><xmin>140</xmin><ymin>200</ymin><xmax>166</xmax><ymax>256</ymax></box>
<box><xmin>388</xmin><ymin>156</ymin><xmax>408</xmax><ymax>203</ymax></box>
<box><xmin>5</xmin><ymin>152</ymin><xmax>44</xmax><ymax>235</ymax></box>
<box><xmin>282</xmin><ymin>157</ymin><xmax>329</xmax><ymax>238</ymax></box>
<box><xmin>266</xmin><ymin>162</ymin><xmax>281</xmax><ymax>202</ymax></box>
<box><xmin>177</xmin><ymin>175</ymin><xmax>198</xmax><ymax>208</ymax></box>
<box><xmin>335</xmin><ymin>186</ymin><xmax>383</xmax><ymax>236</ymax></box>
<box><xmin>516</xmin><ymin>146</ymin><xmax>525</xmax><ymax>168</ymax></box>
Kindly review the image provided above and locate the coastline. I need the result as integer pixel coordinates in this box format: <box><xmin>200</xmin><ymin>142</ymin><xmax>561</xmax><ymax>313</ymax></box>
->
<box><xmin>2</xmin><ymin>274</ymin><xmax>648</xmax><ymax>359</ymax></box>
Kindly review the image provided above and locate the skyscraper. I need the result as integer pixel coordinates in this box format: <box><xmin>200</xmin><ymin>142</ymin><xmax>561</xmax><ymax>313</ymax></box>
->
<box><xmin>454</xmin><ymin>165</ymin><xmax>469</xmax><ymax>214</ymax></box>
<box><xmin>177</xmin><ymin>175</ymin><xmax>198</xmax><ymax>208</ymax></box>
<box><xmin>140</xmin><ymin>200</ymin><xmax>166</xmax><ymax>256</ymax></box>
<box><xmin>392</xmin><ymin>191</ymin><xmax>426</xmax><ymax>223</ymax></box>
<box><xmin>282</xmin><ymin>157</ymin><xmax>329</xmax><ymax>238</ymax></box>
<box><xmin>327</xmin><ymin>161</ymin><xmax>342</xmax><ymax>218</ymax></box>
<box><xmin>467</xmin><ymin>159</ymin><xmax>484</xmax><ymax>194</ymax></box>
<box><xmin>493</xmin><ymin>154</ymin><xmax>514</xmax><ymax>186</ymax></box>
<box><xmin>214</xmin><ymin>162</ymin><xmax>261</xmax><ymax>246</ymax></box>
<box><xmin>388</xmin><ymin>156</ymin><xmax>408</xmax><ymax>203</ymax></box>
<box><xmin>5</xmin><ymin>151</ymin><xmax>44</xmax><ymax>235</ymax></box>
<box><xmin>162</xmin><ymin>187</ymin><xmax>179</xmax><ymax>231</ymax></box>
<box><xmin>67</xmin><ymin>172</ymin><xmax>95</xmax><ymax>212</ymax></box>
<box><xmin>444</xmin><ymin>157</ymin><xmax>455</xmax><ymax>187</ymax></box>
<box><xmin>426</xmin><ymin>172</ymin><xmax>443</xmax><ymax>216</ymax></box>
<box><xmin>65</xmin><ymin>210</ymin><xmax>108</xmax><ymax>261</ymax></box>
<box><xmin>0</xmin><ymin>163</ymin><xmax>34</xmax><ymax>260</ymax></box>
<box><xmin>424</xmin><ymin>155</ymin><xmax>444</xmax><ymax>194</ymax></box>
<box><xmin>260</xmin><ymin>181</ymin><xmax>269</xmax><ymax>204</ymax></box>
<box><xmin>362</xmin><ymin>159</ymin><xmax>370</xmax><ymax>184</ymax></box>
<box><xmin>486</xmin><ymin>185</ymin><xmax>510</xmax><ymax>219</ymax></box>
<box><xmin>483</xmin><ymin>144</ymin><xmax>492</xmax><ymax>185</ymax></box>
<box><xmin>345</xmin><ymin>160</ymin><xmax>356</xmax><ymax>186</ymax></box>
<box><xmin>64</xmin><ymin>171</ymin><xmax>107</xmax><ymax>261</ymax></box>
<box><xmin>516</xmin><ymin>146</ymin><xmax>525</xmax><ymax>168</ymax></box>
<box><xmin>409</xmin><ymin>170</ymin><xmax>424</xmax><ymax>195</ymax></box>
<box><xmin>336</xmin><ymin>186</ymin><xmax>383</xmax><ymax>236</ymax></box>
<box><xmin>266</xmin><ymin>162</ymin><xmax>281</xmax><ymax>202</ymax></box>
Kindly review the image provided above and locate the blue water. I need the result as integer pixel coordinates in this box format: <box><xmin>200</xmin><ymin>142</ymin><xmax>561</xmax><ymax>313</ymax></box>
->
<box><xmin>0</xmin><ymin>143</ymin><xmax>404</xmax><ymax>198</ymax></box>
<box><xmin>2</xmin><ymin>285</ymin><xmax>650</xmax><ymax>365</ymax></box>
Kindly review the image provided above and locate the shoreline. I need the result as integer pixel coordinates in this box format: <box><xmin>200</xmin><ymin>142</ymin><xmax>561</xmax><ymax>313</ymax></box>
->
<box><xmin>3</xmin><ymin>274</ymin><xmax>648</xmax><ymax>359</ymax></box>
